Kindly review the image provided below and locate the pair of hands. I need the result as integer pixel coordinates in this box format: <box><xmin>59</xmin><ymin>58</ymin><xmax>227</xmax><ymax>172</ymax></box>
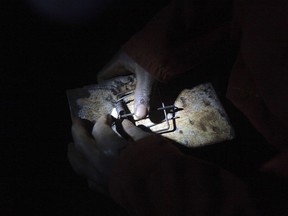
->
<box><xmin>68</xmin><ymin>116</ymin><xmax>153</xmax><ymax>195</ymax></box>
<box><xmin>98</xmin><ymin>51</ymin><xmax>155</xmax><ymax>119</ymax></box>
<box><xmin>68</xmin><ymin>52</ymin><xmax>156</xmax><ymax>195</ymax></box>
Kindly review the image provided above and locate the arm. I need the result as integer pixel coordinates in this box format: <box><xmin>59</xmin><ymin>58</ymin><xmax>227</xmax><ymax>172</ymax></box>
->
<box><xmin>97</xmin><ymin>0</ymin><xmax>233</xmax><ymax>118</ymax></box>
<box><xmin>110</xmin><ymin>135</ymin><xmax>253</xmax><ymax>216</ymax></box>
<box><xmin>123</xmin><ymin>0</ymin><xmax>234</xmax><ymax>81</ymax></box>
<box><xmin>68</xmin><ymin>116</ymin><xmax>253</xmax><ymax>216</ymax></box>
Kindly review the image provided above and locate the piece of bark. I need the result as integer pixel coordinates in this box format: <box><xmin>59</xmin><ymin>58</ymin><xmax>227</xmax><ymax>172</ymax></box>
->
<box><xmin>67</xmin><ymin>76</ymin><xmax>234</xmax><ymax>147</ymax></box>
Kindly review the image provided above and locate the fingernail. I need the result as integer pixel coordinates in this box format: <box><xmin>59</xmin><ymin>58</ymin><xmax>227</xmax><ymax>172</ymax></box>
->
<box><xmin>135</xmin><ymin>104</ymin><xmax>148</xmax><ymax>119</ymax></box>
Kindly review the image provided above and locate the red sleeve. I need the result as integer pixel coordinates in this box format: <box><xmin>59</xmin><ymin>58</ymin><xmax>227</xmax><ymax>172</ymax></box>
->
<box><xmin>109</xmin><ymin>135</ymin><xmax>253</xmax><ymax>216</ymax></box>
<box><xmin>226</xmin><ymin>0</ymin><xmax>288</xmax><ymax>149</ymax></box>
<box><xmin>122</xmin><ymin>0</ymin><xmax>233</xmax><ymax>81</ymax></box>
<box><xmin>235</xmin><ymin>0</ymin><xmax>288</xmax><ymax>131</ymax></box>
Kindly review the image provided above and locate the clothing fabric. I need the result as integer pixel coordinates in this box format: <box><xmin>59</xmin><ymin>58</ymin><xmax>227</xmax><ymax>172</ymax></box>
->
<box><xmin>111</xmin><ymin>0</ymin><xmax>288</xmax><ymax>215</ymax></box>
<box><xmin>123</xmin><ymin>0</ymin><xmax>288</xmax><ymax>149</ymax></box>
<box><xmin>226</xmin><ymin>0</ymin><xmax>288</xmax><ymax>149</ymax></box>
<box><xmin>110</xmin><ymin>135</ymin><xmax>254</xmax><ymax>215</ymax></box>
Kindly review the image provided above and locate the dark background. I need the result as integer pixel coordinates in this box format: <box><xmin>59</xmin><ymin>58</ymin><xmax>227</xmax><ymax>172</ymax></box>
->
<box><xmin>1</xmin><ymin>0</ymin><xmax>278</xmax><ymax>215</ymax></box>
<box><xmin>1</xmin><ymin>1</ymin><xmax>170</xmax><ymax>215</ymax></box>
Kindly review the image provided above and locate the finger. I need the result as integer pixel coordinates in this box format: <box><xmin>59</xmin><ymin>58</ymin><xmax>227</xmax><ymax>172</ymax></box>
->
<box><xmin>71</xmin><ymin>117</ymin><xmax>94</xmax><ymax>132</ymax></box>
<box><xmin>134</xmin><ymin>67</ymin><xmax>155</xmax><ymax>119</ymax></box>
<box><xmin>71</xmin><ymin>118</ymin><xmax>96</xmax><ymax>148</ymax></box>
<box><xmin>122</xmin><ymin>119</ymin><xmax>152</xmax><ymax>141</ymax></box>
<box><xmin>92</xmin><ymin>115</ymin><xmax>127</xmax><ymax>152</ymax></box>
<box><xmin>71</xmin><ymin>118</ymin><xmax>103</xmax><ymax>169</ymax></box>
<box><xmin>68</xmin><ymin>143</ymin><xmax>109</xmax><ymax>194</ymax></box>
<box><xmin>97</xmin><ymin>64</ymin><xmax>132</xmax><ymax>82</ymax></box>
<box><xmin>72</xmin><ymin>115</ymin><xmax>126</xmax><ymax>176</ymax></box>
<box><xmin>97</xmin><ymin>52</ymin><xmax>134</xmax><ymax>82</ymax></box>
<box><xmin>87</xmin><ymin>180</ymin><xmax>109</xmax><ymax>196</ymax></box>
<box><xmin>71</xmin><ymin>118</ymin><xmax>96</xmax><ymax>149</ymax></box>
<box><xmin>67</xmin><ymin>142</ymin><xmax>100</xmax><ymax>181</ymax></box>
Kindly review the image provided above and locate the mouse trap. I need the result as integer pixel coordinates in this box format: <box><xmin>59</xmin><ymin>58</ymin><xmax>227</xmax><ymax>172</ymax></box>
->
<box><xmin>110</xmin><ymin>90</ymin><xmax>181</xmax><ymax>134</ymax></box>
<box><xmin>67</xmin><ymin>75</ymin><xmax>234</xmax><ymax>147</ymax></box>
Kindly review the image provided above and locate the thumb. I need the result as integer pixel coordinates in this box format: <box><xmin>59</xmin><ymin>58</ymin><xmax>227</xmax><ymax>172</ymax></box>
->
<box><xmin>97</xmin><ymin>52</ymin><xmax>134</xmax><ymax>82</ymax></box>
<box><xmin>97</xmin><ymin>63</ymin><xmax>132</xmax><ymax>82</ymax></box>
<box><xmin>134</xmin><ymin>67</ymin><xmax>155</xmax><ymax>119</ymax></box>
<box><xmin>92</xmin><ymin>115</ymin><xmax>127</xmax><ymax>152</ymax></box>
<box><xmin>122</xmin><ymin>119</ymin><xmax>152</xmax><ymax>141</ymax></box>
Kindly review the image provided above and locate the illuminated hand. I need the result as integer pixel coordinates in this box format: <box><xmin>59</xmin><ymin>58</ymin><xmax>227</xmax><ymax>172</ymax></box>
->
<box><xmin>97</xmin><ymin>51</ymin><xmax>155</xmax><ymax>119</ymax></box>
<box><xmin>68</xmin><ymin>115</ymin><xmax>152</xmax><ymax>195</ymax></box>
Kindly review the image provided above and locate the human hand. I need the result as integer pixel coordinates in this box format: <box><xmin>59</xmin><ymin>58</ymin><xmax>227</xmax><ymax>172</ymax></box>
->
<box><xmin>261</xmin><ymin>150</ymin><xmax>288</xmax><ymax>178</ymax></box>
<box><xmin>68</xmin><ymin>115</ymin><xmax>152</xmax><ymax>195</ymax></box>
<box><xmin>97</xmin><ymin>51</ymin><xmax>155</xmax><ymax>119</ymax></box>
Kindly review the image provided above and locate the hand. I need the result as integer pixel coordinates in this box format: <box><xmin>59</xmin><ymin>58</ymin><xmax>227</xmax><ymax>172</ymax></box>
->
<box><xmin>97</xmin><ymin>51</ymin><xmax>155</xmax><ymax>119</ymax></box>
<box><xmin>261</xmin><ymin>150</ymin><xmax>288</xmax><ymax>178</ymax></box>
<box><xmin>68</xmin><ymin>115</ymin><xmax>152</xmax><ymax>195</ymax></box>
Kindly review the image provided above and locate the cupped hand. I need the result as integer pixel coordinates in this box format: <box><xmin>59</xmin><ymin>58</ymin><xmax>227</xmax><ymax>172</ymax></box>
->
<box><xmin>68</xmin><ymin>115</ymin><xmax>152</xmax><ymax>195</ymax></box>
<box><xmin>97</xmin><ymin>51</ymin><xmax>155</xmax><ymax>119</ymax></box>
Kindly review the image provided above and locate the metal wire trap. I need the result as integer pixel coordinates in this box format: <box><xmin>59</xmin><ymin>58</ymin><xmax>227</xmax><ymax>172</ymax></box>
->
<box><xmin>112</xmin><ymin>91</ymin><xmax>181</xmax><ymax>134</ymax></box>
<box><xmin>68</xmin><ymin>77</ymin><xmax>235</xmax><ymax>147</ymax></box>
